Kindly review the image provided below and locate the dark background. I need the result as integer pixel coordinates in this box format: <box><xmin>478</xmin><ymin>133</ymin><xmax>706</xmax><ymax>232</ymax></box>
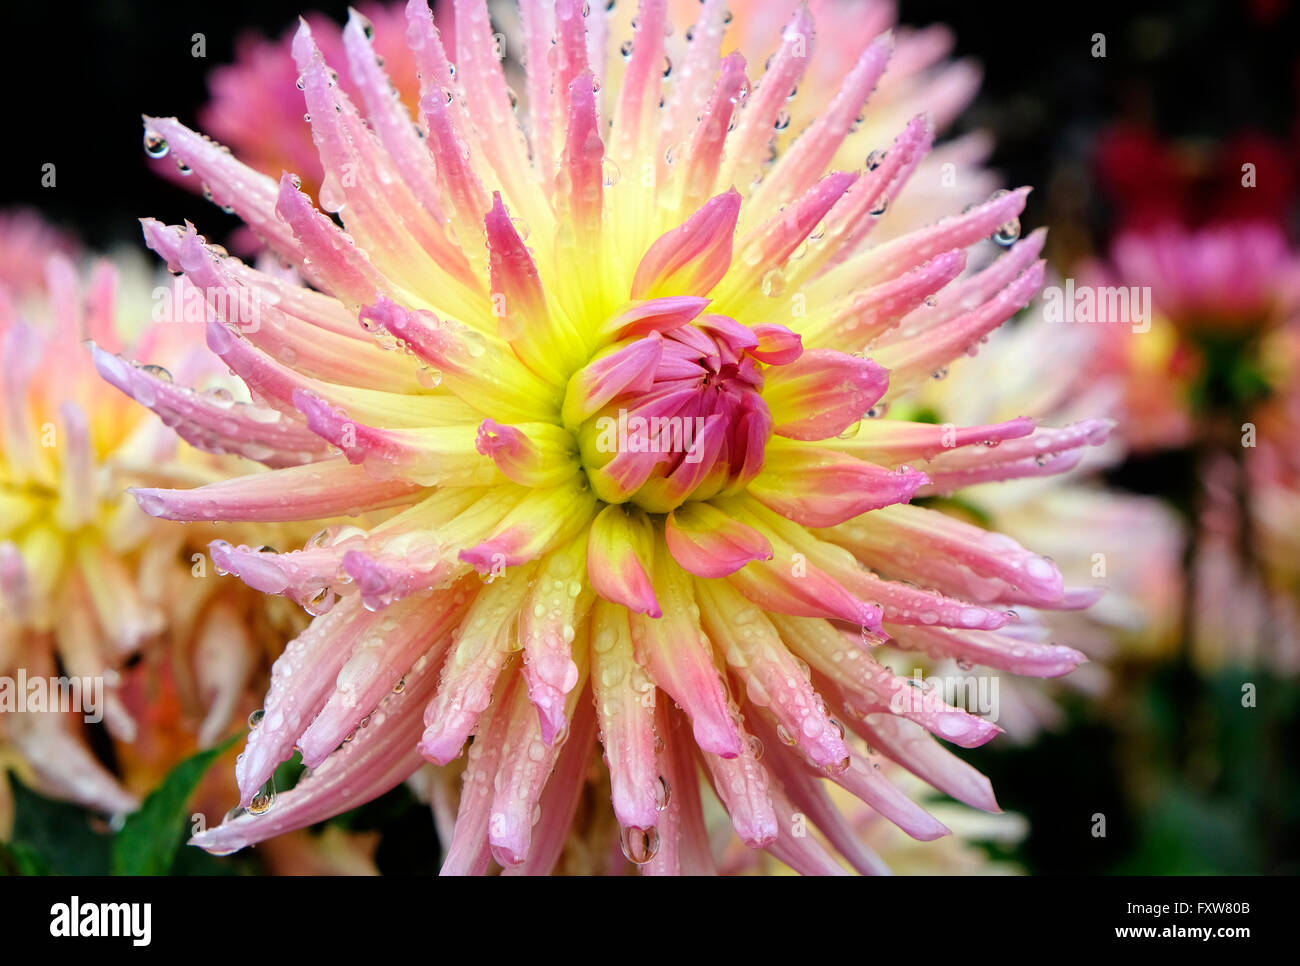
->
<box><xmin>5</xmin><ymin>0</ymin><xmax>1297</xmax><ymax>249</ymax></box>
<box><xmin>2</xmin><ymin>0</ymin><xmax>1297</xmax><ymax>874</ymax></box>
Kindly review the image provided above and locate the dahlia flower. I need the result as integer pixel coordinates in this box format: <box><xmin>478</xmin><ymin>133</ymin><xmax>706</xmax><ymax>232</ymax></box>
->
<box><xmin>1108</xmin><ymin>222</ymin><xmax>1300</xmax><ymax>338</ymax></box>
<box><xmin>116</xmin><ymin>0</ymin><xmax>1110</xmax><ymax>874</ymax></box>
<box><xmin>0</xmin><ymin>219</ymin><xmax>310</xmax><ymax>828</ymax></box>
<box><xmin>1082</xmin><ymin>220</ymin><xmax>1300</xmax><ymax>671</ymax></box>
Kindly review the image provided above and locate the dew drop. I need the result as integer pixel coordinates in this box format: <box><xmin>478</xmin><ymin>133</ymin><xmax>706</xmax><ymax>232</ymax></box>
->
<box><xmin>304</xmin><ymin>586</ymin><xmax>335</xmax><ymax>616</ymax></box>
<box><xmin>204</xmin><ymin>386</ymin><xmax>235</xmax><ymax>407</ymax></box>
<box><xmin>992</xmin><ymin>218</ymin><xmax>1021</xmax><ymax>247</ymax></box>
<box><xmin>248</xmin><ymin>783</ymin><xmax>275</xmax><ymax>816</ymax></box>
<box><xmin>654</xmin><ymin>775</ymin><xmax>671</xmax><ymax>811</ymax></box>
<box><xmin>760</xmin><ymin>268</ymin><xmax>786</xmax><ymax>297</ymax></box>
<box><xmin>143</xmin><ymin>131</ymin><xmax>170</xmax><ymax>159</ymax></box>
<box><xmin>620</xmin><ymin>825</ymin><xmax>660</xmax><ymax>864</ymax></box>
<box><xmin>319</xmin><ymin>173</ymin><xmax>346</xmax><ymax>214</ymax></box>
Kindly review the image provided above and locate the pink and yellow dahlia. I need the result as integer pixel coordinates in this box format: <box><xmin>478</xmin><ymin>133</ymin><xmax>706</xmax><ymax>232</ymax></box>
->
<box><xmin>115</xmin><ymin>0</ymin><xmax>1107</xmax><ymax>874</ymax></box>
<box><xmin>0</xmin><ymin>217</ymin><xmax>313</xmax><ymax>828</ymax></box>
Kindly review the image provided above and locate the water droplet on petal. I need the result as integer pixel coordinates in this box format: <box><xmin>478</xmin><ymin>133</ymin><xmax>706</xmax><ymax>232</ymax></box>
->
<box><xmin>620</xmin><ymin>825</ymin><xmax>660</xmax><ymax>864</ymax></box>
<box><xmin>143</xmin><ymin>131</ymin><xmax>169</xmax><ymax>159</ymax></box>
<box><xmin>993</xmin><ymin>218</ymin><xmax>1021</xmax><ymax>247</ymax></box>
<box><xmin>654</xmin><ymin>776</ymin><xmax>671</xmax><ymax>811</ymax></box>
<box><xmin>319</xmin><ymin>173</ymin><xmax>346</xmax><ymax>214</ymax></box>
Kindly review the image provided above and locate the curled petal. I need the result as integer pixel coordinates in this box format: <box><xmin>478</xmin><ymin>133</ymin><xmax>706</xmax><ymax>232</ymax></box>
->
<box><xmin>829</xmin><ymin>417</ymin><xmax>1036</xmax><ymax>466</ymax></box>
<box><xmin>748</xmin><ymin>443</ymin><xmax>929</xmax><ymax>527</ymax></box>
<box><xmin>830</xmin><ymin>504</ymin><xmax>1066</xmax><ymax>607</ymax></box>
<box><xmin>664</xmin><ymin>501</ymin><xmax>772</xmax><ymax>578</ymax></box>
<box><xmin>131</xmin><ymin>459</ymin><xmax>422</xmax><ymax>522</ymax></box>
<box><xmin>587</xmin><ymin>504</ymin><xmax>661</xmax><ymax>617</ymax></box>
<box><xmin>696</xmin><ymin>579</ymin><xmax>849</xmax><ymax>769</ymax></box>
<box><xmin>519</xmin><ymin>537</ymin><xmax>592</xmax><ymax>744</ymax></box>
<box><xmin>631</xmin><ymin>189</ymin><xmax>741</xmax><ymax>299</ymax></box>
<box><xmin>418</xmin><ymin>563</ymin><xmax>536</xmax><ymax>765</ymax></box>
<box><xmin>696</xmin><ymin>722</ymin><xmax>779</xmax><ymax>849</ymax></box>
<box><xmin>763</xmin><ymin>349</ymin><xmax>889</xmax><ymax>441</ymax></box>
<box><xmin>93</xmin><ymin>345</ymin><xmax>329</xmax><ymax>468</ymax></box>
<box><xmin>630</xmin><ymin>536</ymin><xmax>741</xmax><ymax>759</ymax></box>
<box><xmin>590</xmin><ymin>600</ymin><xmax>660</xmax><ymax>832</ymax></box>
<box><xmin>476</xmin><ymin>419</ymin><xmax>580</xmax><ymax>488</ymax></box>
<box><xmin>562</xmin><ymin>333</ymin><xmax>665</xmax><ymax>426</ymax></box>
<box><xmin>297</xmin><ymin>586</ymin><xmax>473</xmax><ymax>767</ymax></box>
<box><xmin>193</xmin><ymin>627</ymin><xmax>448</xmax><ymax>854</ymax></box>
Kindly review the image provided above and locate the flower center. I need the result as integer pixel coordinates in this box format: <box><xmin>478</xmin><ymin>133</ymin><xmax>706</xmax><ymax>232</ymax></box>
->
<box><xmin>570</xmin><ymin>313</ymin><xmax>797</xmax><ymax>514</ymax></box>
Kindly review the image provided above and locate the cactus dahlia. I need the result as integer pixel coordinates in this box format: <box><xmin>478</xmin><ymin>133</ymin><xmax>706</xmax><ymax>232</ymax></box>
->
<box><xmin>108</xmin><ymin>0</ymin><xmax>1110</xmax><ymax>874</ymax></box>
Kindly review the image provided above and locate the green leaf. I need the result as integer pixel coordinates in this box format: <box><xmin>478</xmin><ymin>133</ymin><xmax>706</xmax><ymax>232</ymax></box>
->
<box><xmin>110</xmin><ymin>731</ymin><xmax>242</xmax><ymax>876</ymax></box>
<box><xmin>6</xmin><ymin>776</ymin><xmax>112</xmax><ymax>875</ymax></box>
<box><xmin>0</xmin><ymin>838</ymin><xmax>52</xmax><ymax>876</ymax></box>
